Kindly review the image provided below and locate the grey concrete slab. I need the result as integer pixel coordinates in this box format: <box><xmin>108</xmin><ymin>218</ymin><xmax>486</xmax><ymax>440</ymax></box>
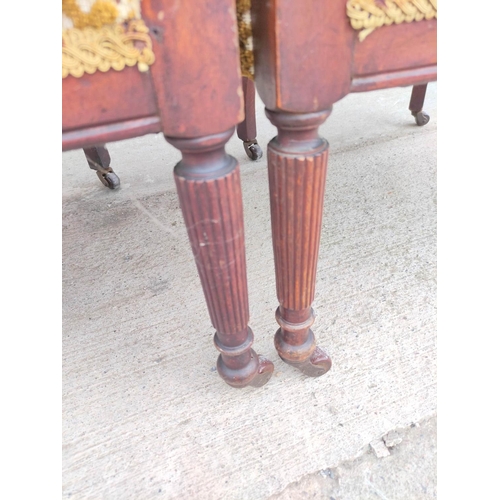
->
<box><xmin>271</xmin><ymin>415</ymin><xmax>436</xmax><ymax>500</ymax></box>
<box><xmin>62</xmin><ymin>83</ymin><xmax>437</xmax><ymax>499</ymax></box>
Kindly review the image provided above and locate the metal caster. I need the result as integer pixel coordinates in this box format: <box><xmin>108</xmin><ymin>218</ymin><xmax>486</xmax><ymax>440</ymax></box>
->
<box><xmin>84</xmin><ymin>145</ymin><xmax>120</xmax><ymax>190</ymax></box>
<box><xmin>243</xmin><ymin>140</ymin><xmax>263</xmax><ymax>161</ymax></box>
<box><xmin>96</xmin><ymin>170</ymin><xmax>121</xmax><ymax>189</ymax></box>
<box><xmin>412</xmin><ymin>111</ymin><xmax>430</xmax><ymax>126</ymax></box>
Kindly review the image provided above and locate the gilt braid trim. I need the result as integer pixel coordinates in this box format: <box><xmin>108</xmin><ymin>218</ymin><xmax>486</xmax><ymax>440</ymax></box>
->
<box><xmin>347</xmin><ymin>0</ymin><xmax>437</xmax><ymax>41</ymax></box>
<box><xmin>62</xmin><ymin>19</ymin><xmax>155</xmax><ymax>78</ymax></box>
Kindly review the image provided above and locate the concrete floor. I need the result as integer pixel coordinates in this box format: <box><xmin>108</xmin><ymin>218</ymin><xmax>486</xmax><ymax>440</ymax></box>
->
<box><xmin>62</xmin><ymin>83</ymin><xmax>437</xmax><ymax>499</ymax></box>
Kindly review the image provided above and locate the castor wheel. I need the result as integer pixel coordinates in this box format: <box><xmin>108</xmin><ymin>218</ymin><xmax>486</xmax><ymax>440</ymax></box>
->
<box><xmin>243</xmin><ymin>140</ymin><xmax>263</xmax><ymax>161</ymax></box>
<box><xmin>412</xmin><ymin>110</ymin><xmax>430</xmax><ymax>127</ymax></box>
<box><xmin>96</xmin><ymin>170</ymin><xmax>120</xmax><ymax>189</ymax></box>
<box><xmin>83</xmin><ymin>145</ymin><xmax>121</xmax><ymax>190</ymax></box>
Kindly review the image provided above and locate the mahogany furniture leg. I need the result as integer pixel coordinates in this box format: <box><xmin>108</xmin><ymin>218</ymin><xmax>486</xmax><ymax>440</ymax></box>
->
<box><xmin>83</xmin><ymin>145</ymin><xmax>120</xmax><ymax>189</ymax></box>
<box><xmin>265</xmin><ymin>108</ymin><xmax>333</xmax><ymax>377</ymax></box>
<box><xmin>237</xmin><ymin>77</ymin><xmax>263</xmax><ymax>161</ymax></box>
<box><xmin>409</xmin><ymin>84</ymin><xmax>430</xmax><ymax>126</ymax></box>
<box><xmin>166</xmin><ymin>129</ymin><xmax>274</xmax><ymax>388</ymax></box>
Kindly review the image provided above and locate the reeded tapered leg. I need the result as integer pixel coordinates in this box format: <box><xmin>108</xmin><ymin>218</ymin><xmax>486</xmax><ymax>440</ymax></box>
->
<box><xmin>265</xmin><ymin>109</ymin><xmax>333</xmax><ymax>377</ymax></box>
<box><xmin>166</xmin><ymin>129</ymin><xmax>273</xmax><ymax>388</ymax></box>
<box><xmin>409</xmin><ymin>84</ymin><xmax>430</xmax><ymax>126</ymax></box>
<box><xmin>237</xmin><ymin>77</ymin><xmax>263</xmax><ymax>161</ymax></box>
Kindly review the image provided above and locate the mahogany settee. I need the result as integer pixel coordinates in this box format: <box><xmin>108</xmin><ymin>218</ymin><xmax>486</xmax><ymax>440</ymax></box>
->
<box><xmin>62</xmin><ymin>0</ymin><xmax>437</xmax><ymax>388</ymax></box>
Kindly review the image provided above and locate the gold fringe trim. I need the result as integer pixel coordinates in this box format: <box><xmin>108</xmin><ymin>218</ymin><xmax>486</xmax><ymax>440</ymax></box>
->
<box><xmin>62</xmin><ymin>20</ymin><xmax>155</xmax><ymax>78</ymax></box>
<box><xmin>62</xmin><ymin>0</ymin><xmax>118</xmax><ymax>30</ymax></box>
<box><xmin>347</xmin><ymin>0</ymin><xmax>437</xmax><ymax>41</ymax></box>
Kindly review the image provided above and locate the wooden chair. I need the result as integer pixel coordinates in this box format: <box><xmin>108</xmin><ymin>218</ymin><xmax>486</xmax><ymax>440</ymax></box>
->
<box><xmin>245</xmin><ymin>0</ymin><xmax>437</xmax><ymax>375</ymax></box>
<box><xmin>63</xmin><ymin>0</ymin><xmax>436</xmax><ymax>386</ymax></box>
<box><xmin>63</xmin><ymin>0</ymin><xmax>274</xmax><ymax>388</ymax></box>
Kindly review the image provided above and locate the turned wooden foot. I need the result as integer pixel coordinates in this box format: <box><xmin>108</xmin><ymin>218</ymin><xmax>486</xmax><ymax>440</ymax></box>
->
<box><xmin>409</xmin><ymin>84</ymin><xmax>430</xmax><ymax>126</ymax></box>
<box><xmin>216</xmin><ymin>329</ymin><xmax>274</xmax><ymax>388</ymax></box>
<box><xmin>83</xmin><ymin>145</ymin><xmax>120</xmax><ymax>189</ymax></box>
<box><xmin>274</xmin><ymin>308</ymin><xmax>332</xmax><ymax>377</ymax></box>
<box><xmin>276</xmin><ymin>342</ymin><xmax>332</xmax><ymax>377</ymax></box>
<box><xmin>265</xmin><ymin>108</ymin><xmax>333</xmax><ymax>377</ymax></box>
<box><xmin>167</xmin><ymin>129</ymin><xmax>274</xmax><ymax>388</ymax></box>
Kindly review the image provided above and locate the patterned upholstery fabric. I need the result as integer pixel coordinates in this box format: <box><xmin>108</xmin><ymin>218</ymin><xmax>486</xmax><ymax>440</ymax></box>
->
<box><xmin>62</xmin><ymin>0</ymin><xmax>141</xmax><ymax>30</ymax></box>
<box><xmin>62</xmin><ymin>0</ymin><xmax>154</xmax><ymax>78</ymax></box>
<box><xmin>62</xmin><ymin>0</ymin><xmax>253</xmax><ymax>79</ymax></box>
<box><xmin>62</xmin><ymin>1</ymin><xmax>437</xmax><ymax>80</ymax></box>
<box><xmin>237</xmin><ymin>0</ymin><xmax>254</xmax><ymax>79</ymax></box>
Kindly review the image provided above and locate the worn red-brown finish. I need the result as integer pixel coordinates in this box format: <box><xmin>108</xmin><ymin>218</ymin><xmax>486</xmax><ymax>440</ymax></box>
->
<box><xmin>63</xmin><ymin>116</ymin><xmax>162</xmax><ymax>151</ymax></box>
<box><xmin>252</xmin><ymin>0</ymin><xmax>436</xmax><ymax>111</ymax></box>
<box><xmin>62</xmin><ymin>67</ymin><xmax>158</xmax><ymax>132</ymax></box>
<box><xmin>63</xmin><ymin>0</ymin><xmax>244</xmax><ymax>148</ymax></box>
<box><xmin>409</xmin><ymin>84</ymin><xmax>428</xmax><ymax>114</ymax></box>
<box><xmin>350</xmin><ymin>66</ymin><xmax>436</xmax><ymax>93</ymax></box>
<box><xmin>62</xmin><ymin>1</ymin><xmax>273</xmax><ymax>389</ymax></box>
<box><xmin>237</xmin><ymin>77</ymin><xmax>257</xmax><ymax>143</ymax></box>
<box><xmin>266</xmin><ymin>108</ymin><xmax>333</xmax><ymax>377</ymax></box>
<box><xmin>350</xmin><ymin>20</ymin><xmax>436</xmax><ymax>93</ymax></box>
<box><xmin>168</xmin><ymin>130</ymin><xmax>274</xmax><ymax>388</ymax></box>
<box><xmin>252</xmin><ymin>0</ymin><xmax>354</xmax><ymax>112</ymax></box>
<box><xmin>351</xmin><ymin>20</ymin><xmax>437</xmax><ymax>80</ymax></box>
<box><xmin>252</xmin><ymin>0</ymin><xmax>436</xmax><ymax>374</ymax></box>
<box><xmin>237</xmin><ymin>77</ymin><xmax>263</xmax><ymax>161</ymax></box>
<box><xmin>62</xmin><ymin>65</ymin><xmax>161</xmax><ymax>150</ymax></box>
<box><xmin>63</xmin><ymin>0</ymin><xmax>437</xmax><ymax>387</ymax></box>
<box><xmin>408</xmin><ymin>83</ymin><xmax>430</xmax><ymax>126</ymax></box>
<box><xmin>141</xmin><ymin>0</ymin><xmax>243</xmax><ymax>138</ymax></box>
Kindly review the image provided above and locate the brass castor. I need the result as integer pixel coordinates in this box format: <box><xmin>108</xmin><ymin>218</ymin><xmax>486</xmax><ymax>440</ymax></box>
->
<box><xmin>412</xmin><ymin>110</ymin><xmax>430</xmax><ymax>127</ymax></box>
<box><xmin>243</xmin><ymin>140</ymin><xmax>263</xmax><ymax>161</ymax></box>
<box><xmin>84</xmin><ymin>146</ymin><xmax>121</xmax><ymax>190</ymax></box>
<box><xmin>96</xmin><ymin>170</ymin><xmax>121</xmax><ymax>189</ymax></box>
